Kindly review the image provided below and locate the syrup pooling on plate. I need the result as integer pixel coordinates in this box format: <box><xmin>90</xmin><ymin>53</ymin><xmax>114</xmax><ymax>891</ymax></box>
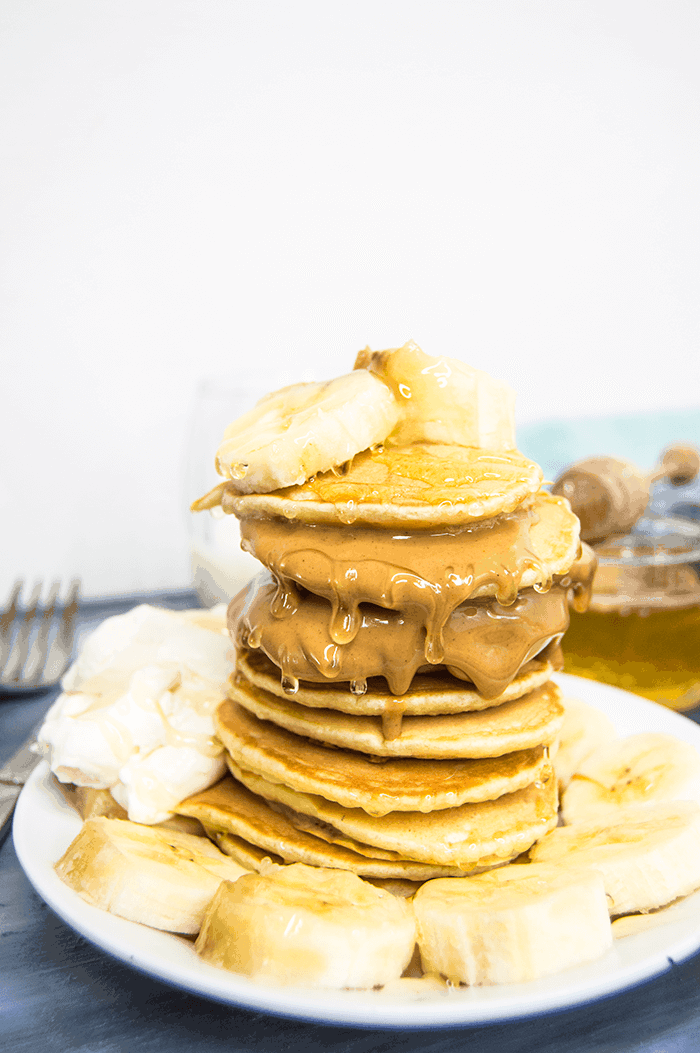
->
<box><xmin>230</xmin><ymin>577</ymin><xmax>572</xmax><ymax>700</ymax></box>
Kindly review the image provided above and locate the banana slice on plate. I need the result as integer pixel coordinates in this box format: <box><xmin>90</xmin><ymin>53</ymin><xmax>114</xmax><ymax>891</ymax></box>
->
<box><xmin>413</xmin><ymin>863</ymin><xmax>611</xmax><ymax>985</ymax></box>
<box><xmin>553</xmin><ymin>696</ymin><xmax>617</xmax><ymax>791</ymax></box>
<box><xmin>210</xmin><ymin>371</ymin><xmax>400</xmax><ymax>495</ymax></box>
<box><xmin>54</xmin><ymin>817</ymin><xmax>247</xmax><ymax>934</ymax></box>
<box><xmin>531</xmin><ymin>800</ymin><xmax>700</xmax><ymax>916</ymax></box>
<box><xmin>195</xmin><ymin>862</ymin><xmax>416</xmax><ymax>988</ymax></box>
<box><xmin>560</xmin><ymin>732</ymin><xmax>700</xmax><ymax>824</ymax></box>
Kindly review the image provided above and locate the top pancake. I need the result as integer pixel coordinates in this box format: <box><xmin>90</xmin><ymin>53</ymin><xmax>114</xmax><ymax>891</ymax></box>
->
<box><xmin>225</xmin><ymin>443</ymin><xmax>544</xmax><ymax>527</ymax></box>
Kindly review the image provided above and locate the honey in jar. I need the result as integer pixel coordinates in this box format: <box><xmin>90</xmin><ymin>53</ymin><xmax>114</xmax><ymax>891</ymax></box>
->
<box><xmin>562</xmin><ymin>514</ymin><xmax>700</xmax><ymax>710</ymax></box>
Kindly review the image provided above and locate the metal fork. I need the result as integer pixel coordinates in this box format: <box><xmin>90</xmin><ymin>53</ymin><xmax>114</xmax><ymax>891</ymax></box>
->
<box><xmin>0</xmin><ymin>579</ymin><xmax>81</xmax><ymax>693</ymax></box>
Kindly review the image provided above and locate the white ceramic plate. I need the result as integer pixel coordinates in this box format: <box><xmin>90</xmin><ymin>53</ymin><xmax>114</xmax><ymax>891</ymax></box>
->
<box><xmin>14</xmin><ymin>673</ymin><xmax>700</xmax><ymax>1029</ymax></box>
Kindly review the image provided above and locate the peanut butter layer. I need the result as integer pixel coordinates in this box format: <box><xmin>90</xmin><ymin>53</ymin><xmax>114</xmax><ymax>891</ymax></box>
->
<box><xmin>227</xmin><ymin>756</ymin><xmax>559</xmax><ymax>868</ymax></box>
<box><xmin>177</xmin><ymin>776</ymin><xmax>469</xmax><ymax>880</ymax></box>
<box><xmin>228</xmin><ymin>674</ymin><xmax>564</xmax><ymax>757</ymax></box>
<box><xmin>224</xmin><ymin>444</ymin><xmax>544</xmax><ymax>527</ymax></box>
<box><xmin>230</xmin><ymin>577</ymin><xmax>570</xmax><ymax>698</ymax></box>
<box><xmin>216</xmin><ymin>699</ymin><xmax>550</xmax><ymax>817</ymax></box>
<box><xmin>237</xmin><ymin>492</ymin><xmax>582</xmax><ymax>654</ymax></box>
<box><xmin>236</xmin><ymin>649</ymin><xmax>558</xmax><ymax>716</ymax></box>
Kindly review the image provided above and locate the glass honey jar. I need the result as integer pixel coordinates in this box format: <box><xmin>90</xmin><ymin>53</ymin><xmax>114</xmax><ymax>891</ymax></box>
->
<box><xmin>562</xmin><ymin>514</ymin><xmax>700</xmax><ymax>710</ymax></box>
<box><xmin>552</xmin><ymin>447</ymin><xmax>700</xmax><ymax>711</ymax></box>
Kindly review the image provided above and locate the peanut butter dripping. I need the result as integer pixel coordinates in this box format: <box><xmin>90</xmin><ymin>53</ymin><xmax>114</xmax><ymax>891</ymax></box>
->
<box><xmin>381</xmin><ymin>699</ymin><xmax>407</xmax><ymax>740</ymax></box>
<box><xmin>229</xmin><ymin>575</ymin><xmax>571</xmax><ymax>702</ymax></box>
<box><xmin>238</xmin><ymin>503</ymin><xmax>552</xmax><ymax>669</ymax></box>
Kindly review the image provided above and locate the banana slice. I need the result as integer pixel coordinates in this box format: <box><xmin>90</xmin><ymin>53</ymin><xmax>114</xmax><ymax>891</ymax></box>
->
<box><xmin>611</xmin><ymin>888</ymin><xmax>700</xmax><ymax>938</ymax></box>
<box><xmin>55</xmin><ymin>817</ymin><xmax>247</xmax><ymax>934</ymax></box>
<box><xmin>560</xmin><ymin>733</ymin><xmax>700</xmax><ymax>825</ymax></box>
<box><xmin>211</xmin><ymin>371</ymin><xmax>400</xmax><ymax>495</ymax></box>
<box><xmin>531</xmin><ymin>801</ymin><xmax>700</xmax><ymax>916</ymax></box>
<box><xmin>356</xmin><ymin>341</ymin><xmax>516</xmax><ymax>450</ymax></box>
<box><xmin>195</xmin><ymin>862</ymin><xmax>416</xmax><ymax>988</ymax></box>
<box><xmin>71</xmin><ymin>786</ymin><xmax>129</xmax><ymax>820</ymax></box>
<box><xmin>413</xmin><ymin>863</ymin><xmax>611</xmax><ymax>985</ymax></box>
<box><xmin>553</xmin><ymin>696</ymin><xmax>617</xmax><ymax>791</ymax></box>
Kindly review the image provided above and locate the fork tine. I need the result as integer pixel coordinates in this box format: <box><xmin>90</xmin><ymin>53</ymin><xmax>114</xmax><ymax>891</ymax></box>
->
<box><xmin>0</xmin><ymin>580</ymin><xmax>24</xmax><ymax>667</ymax></box>
<box><xmin>44</xmin><ymin>577</ymin><xmax>81</xmax><ymax>683</ymax></box>
<box><xmin>24</xmin><ymin>580</ymin><xmax>61</xmax><ymax>685</ymax></box>
<box><xmin>1</xmin><ymin>581</ymin><xmax>43</xmax><ymax>685</ymax></box>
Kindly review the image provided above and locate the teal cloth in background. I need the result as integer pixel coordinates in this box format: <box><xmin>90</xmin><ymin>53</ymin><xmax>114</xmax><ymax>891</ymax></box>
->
<box><xmin>517</xmin><ymin>406</ymin><xmax>700</xmax><ymax>482</ymax></box>
<box><xmin>517</xmin><ymin>406</ymin><xmax>700</xmax><ymax>518</ymax></box>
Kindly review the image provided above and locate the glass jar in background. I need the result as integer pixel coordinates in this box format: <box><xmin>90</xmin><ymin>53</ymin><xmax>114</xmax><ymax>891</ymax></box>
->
<box><xmin>562</xmin><ymin>514</ymin><xmax>700</xmax><ymax>710</ymax></box>
<box><xmin>184</xmin><ymin>375</ymin><xmax>269</xmax><ymax>607</ymax></box>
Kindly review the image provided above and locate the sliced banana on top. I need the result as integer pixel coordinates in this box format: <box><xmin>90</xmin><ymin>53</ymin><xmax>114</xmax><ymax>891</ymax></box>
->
<box><xmin>197</xmin><ymin>344</ymin><xmax>520</xmax><ymax>503</ymax></box>
<box><xmin>195</xmin><ymin>861</ymin><xmax>417</xmax><ymax>988</ymax></box>
<box><xmin>356</xmin><ymin>341</ymin><xmax>516</xmax><ymax>450</ymax></box>
<box><xmin>55</xmin><ymin>817</ymin><xmax>247</xmax><ymax>934</ymax></box>
<box><xmin>213</xmin><ymin>371</ymin><xmax>400</xmax><ymax>494</ymax></box>
<box><xmin>413</xmin><ymin>863</ymin><xmax>611</xmax><ymax>986</ymax></box>
<box><xmin>560</xmin><ymin>732</ymin><xmax>700</xmax><ymax>825</ymax></box>
<box><xmin>531</xmin><ymin>800</ymin><xmax>700</xmax><ymax>916</ymax></box>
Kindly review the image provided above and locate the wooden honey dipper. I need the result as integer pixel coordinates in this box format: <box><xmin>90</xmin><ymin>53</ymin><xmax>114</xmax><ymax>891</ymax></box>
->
<box><xmin>551</xmin><ymin>443</ymin><xmax>700</xmax><ymax>544</ymax></box>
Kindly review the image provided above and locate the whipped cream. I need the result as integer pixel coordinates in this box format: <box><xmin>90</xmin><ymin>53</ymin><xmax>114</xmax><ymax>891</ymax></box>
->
<box><xmin>39</xmin><ymin>604</ymin><xmax>233</xmax><ymax>824</ymax></box>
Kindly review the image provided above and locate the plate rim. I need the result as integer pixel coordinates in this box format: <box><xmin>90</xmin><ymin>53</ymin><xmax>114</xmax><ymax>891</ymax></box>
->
<box><xmin>13</xmin><ymin>673</ymin><xmax>700</xmax><ymax>1029</ymax></box>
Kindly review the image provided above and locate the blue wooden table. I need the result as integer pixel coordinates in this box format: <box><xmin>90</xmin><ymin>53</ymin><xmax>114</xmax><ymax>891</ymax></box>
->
<box><xmin>3</xmin><ymin>591</ymin><xmax>700</xmax><ymax>1053</ymax></box>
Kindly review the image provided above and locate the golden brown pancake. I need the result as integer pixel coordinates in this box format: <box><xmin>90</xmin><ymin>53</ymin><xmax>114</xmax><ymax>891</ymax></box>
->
<box><xmin>216</xmin><ymin>699</ymin><xmax>551</xmax><ymax>816</ymax></box>
<box><xmin>177</xmin><ymin>776</ymin><xmax>470</xmax><ymax>880</ymax></box>
<box><xmin>237</xmin><ymin>491</ymin><xmax>579</xmax><ymax>617</ymax></box>
<box><xmin>226</xmin><ymin>756</ymin><xmax>558</xmax><ymax>867</ymax></box>
<box><xmin>228</xmin><ymin>673</ymin><xmax>564</xmax><ymax>758</ymax></box>
<box><xmin>235</xmin><ymin>649</ymin><xmax>559</xmax><ymax>716</ymax></box>
<box><xmin>224</xmin><ymin>444</ymin><xmax>544</xmax><ymax>527</ymax></box>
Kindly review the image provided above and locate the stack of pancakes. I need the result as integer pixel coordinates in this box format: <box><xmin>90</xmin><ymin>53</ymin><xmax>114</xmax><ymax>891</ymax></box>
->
<box><xmin>179</xmin><ymin>442</ymin><xmax>596</xmax><ymax>881</ymax></box>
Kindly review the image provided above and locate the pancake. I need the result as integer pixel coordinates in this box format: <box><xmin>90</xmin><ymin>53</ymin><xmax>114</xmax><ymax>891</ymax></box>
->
<box><xmin>177</xmin><ymin>776</ymin><xmax>470</xmax><ymax>880</ymax></box>
<box><xmin>226</xmin><ymin>756</ymin><xmax>558</xmax><ymax>867</ymax></box>
<box><xmin>237</xmin><ymin>492</ymin><xmax>580</xmax><ymax>623</ymax></box>
<box><xmin>235</xmin><ymin>649</ymin><xmax>560</xmax><ymax>716</ymax></box>
<box><xmin>216</xmin><ymin>699</ymin><xmax>550</xmax><ymax>816</ymax></box>
<box><xmin>228</xmin><ymin>673</ymin><xmax>564</xmax><ymax>758</ymax></box>
<box><xmin>203</xmin><ymin>829</ymin><xmax>284</xmax><ymax>871</ymax></box>
<box><xmin>231</xmin><ymin>578</ymin><xmax>570</xmax><ymax>698</ymax></box>
<box><xmin>225</xmin><ymin>444</ymin><xmax>543</xmax><ymax>527</ymax></box>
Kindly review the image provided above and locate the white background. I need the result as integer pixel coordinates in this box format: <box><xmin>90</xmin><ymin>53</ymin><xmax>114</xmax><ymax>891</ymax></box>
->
<box><xmin>2</xmin><ymin>0</ymin><xmax>699</xmax><ymax>599</ymax></box>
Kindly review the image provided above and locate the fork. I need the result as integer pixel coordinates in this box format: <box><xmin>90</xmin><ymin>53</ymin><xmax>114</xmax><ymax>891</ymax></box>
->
<box><xmin>0</xmin><ymin>579</ymin><xmax>81</xmax><ymax>693</ymax></box>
